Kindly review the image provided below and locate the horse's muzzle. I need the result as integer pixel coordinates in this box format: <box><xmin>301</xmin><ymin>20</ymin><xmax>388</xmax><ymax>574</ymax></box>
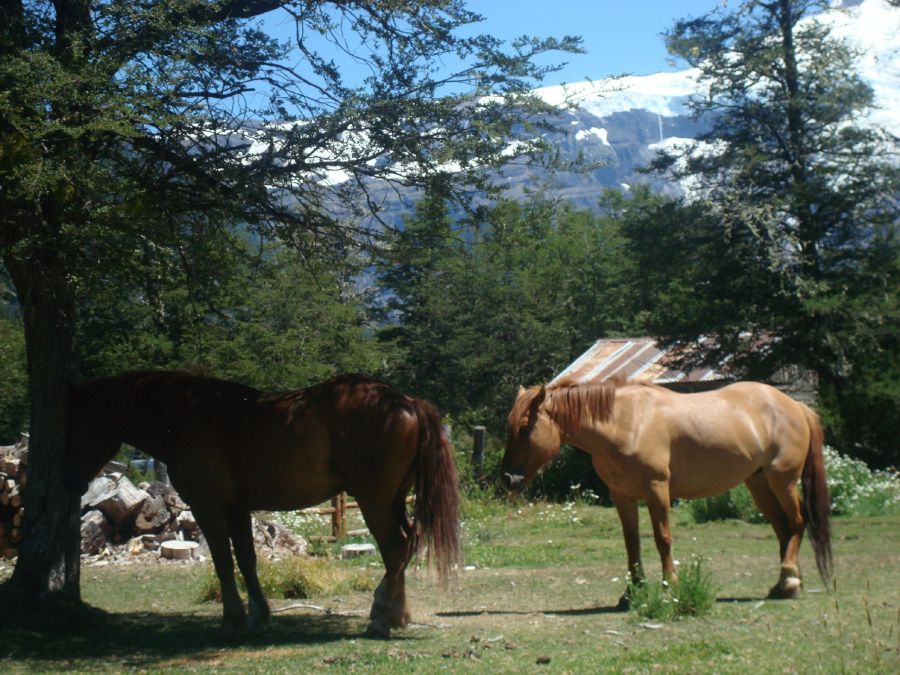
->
<box><xmin>501</xmin><ymin>472</ymin><xmax>525</xmax><ymax>492</ymax></box>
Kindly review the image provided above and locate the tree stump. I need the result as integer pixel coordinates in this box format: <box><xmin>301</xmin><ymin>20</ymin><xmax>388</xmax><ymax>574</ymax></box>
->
<box><xmin>160</xmin><ymin>540</ymin><xmax>199</xmax><ymax>560</ymax></box>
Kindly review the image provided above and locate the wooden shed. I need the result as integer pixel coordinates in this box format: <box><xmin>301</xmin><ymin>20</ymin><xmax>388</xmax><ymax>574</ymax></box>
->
<box><xmin>552</xmin><ymin>336</ymin><xmax>816</xmax><ymax>401</ymax></box>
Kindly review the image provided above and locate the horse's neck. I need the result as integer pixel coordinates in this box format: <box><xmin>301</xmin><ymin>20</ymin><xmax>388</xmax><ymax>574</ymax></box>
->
<box><xmin>560</xmin><ymin>416</ymin><xmax>618</xmax><ymax>453</ymax></box>
<box><xmin>556</xmin><ymin>391</ymin><xmax>626</xmax><ymax>455</ymax></box>
<box><xmin>98</xmin><ymin>384</ymin><xmax>174</xmax><ymax>460</ymax></box>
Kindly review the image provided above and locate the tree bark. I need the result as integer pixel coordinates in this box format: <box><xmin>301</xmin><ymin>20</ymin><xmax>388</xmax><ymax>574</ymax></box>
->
<box><xmin>2</xmin><ymin>242</ymin><xmax>82</xmax><ymax>604</ymax></box>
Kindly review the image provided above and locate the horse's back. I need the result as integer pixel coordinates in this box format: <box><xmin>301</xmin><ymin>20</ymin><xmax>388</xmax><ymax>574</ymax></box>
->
<box><xmin>231</xmin><ymin>376</ymin><xmax>421</xmax><ymax>510</ymax></box>
<box><xmin>637</xmin><ymin>382</ymin><xmax>811</xmax><ymax>498</ymax></box>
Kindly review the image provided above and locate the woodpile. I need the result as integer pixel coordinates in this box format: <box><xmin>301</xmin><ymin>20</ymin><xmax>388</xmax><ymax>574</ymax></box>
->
<box><xmin>0</xmin><ymin>434</ymin><xmax>307</xmax><ymax>564</ymax></box>
<box><xmin>0</xmin><ymin>434</ymin><xmax>28</xmax><ymax>559</ymax></box>
<box><xmin>78</xmin><ymin>471</ymin><xmax>308</xmax><ymax>563</ymax></box>
<box><xmin>79</xmin><ymin>471</ymin><xmax>202</xmax><ymax>557</ymax></box>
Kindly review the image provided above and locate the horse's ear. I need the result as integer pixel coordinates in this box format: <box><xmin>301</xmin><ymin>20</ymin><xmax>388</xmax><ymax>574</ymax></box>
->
<box><xmin>518</xmin><ymin>385</ymin><xmax>526</xmax><ymax>396</ymax></box>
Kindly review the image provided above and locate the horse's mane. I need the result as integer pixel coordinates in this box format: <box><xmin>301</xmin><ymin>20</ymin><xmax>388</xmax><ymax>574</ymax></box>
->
<box><xmin>510</xmin><ymin>377</ymin><xmax>623</xmax><ymax>433</ymax></box>
<box><xmin>546</xmin><ymin>377</ymin><xmax>621</xmax><ymax>431</ymax></box>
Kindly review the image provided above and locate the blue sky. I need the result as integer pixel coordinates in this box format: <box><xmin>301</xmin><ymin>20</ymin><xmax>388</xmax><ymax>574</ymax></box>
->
<box><xmin>463</xmin><ymin>0</ymin><xmax>726</xmax><ymax>83</ymax></box>
<box><xmin>261</xmin><ymin>1</ymin><xmax>728</xmax><ymax>91</ymax></box>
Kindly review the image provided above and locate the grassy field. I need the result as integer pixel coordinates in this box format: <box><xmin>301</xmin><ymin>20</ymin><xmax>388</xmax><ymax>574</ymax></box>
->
<box><xmin>2</xmin><ymin>501</ymin><xmax>898</xmax><ymax>673</ymax></box>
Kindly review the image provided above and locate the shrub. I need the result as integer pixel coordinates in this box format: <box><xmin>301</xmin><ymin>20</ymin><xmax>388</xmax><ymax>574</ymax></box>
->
<box><xmin>824</xmin><ymin>446</ymin><xmax>900</xmax><ymax>516</ymax></box>
<box><xmin>689</xmin><ymin>484</ymin><xmax>765</xmax><ymax>524</ymax></box>
<box><xmin>628</xmin><ymin>557</ymin><xmax>716</xmax><ymax>621</ymax></box>
<box><xmin>451</xmin><ymin>424</ymin><xmax>506</xmax><ymax>498</ymax></box>
<box><xmin>689</xmin><ymin>448</ymin><xmax>900</xmax><ymax>522</ymax></box>
<box><xmin>200</xmin><ymin>556</ymin><xmax>377</xmax><ymax>603</ymax></box>
<box><xmin>528</xmin><ymin>445</ymin><xmax>609</xmax><ymax>504</ymax></box>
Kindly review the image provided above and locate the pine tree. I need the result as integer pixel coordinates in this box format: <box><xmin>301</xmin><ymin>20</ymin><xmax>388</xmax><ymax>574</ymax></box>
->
<box><xmin>644</xmin><ymin>0</ymin><xmax>899</xmax><ymax>461</ymax></box>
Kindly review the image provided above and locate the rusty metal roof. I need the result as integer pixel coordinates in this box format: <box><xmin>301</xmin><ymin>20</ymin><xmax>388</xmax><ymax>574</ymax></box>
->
<box><xmin>550</xmin><ymin>337</ymin><xmax>729</xmax><ymax>386</ymax></box>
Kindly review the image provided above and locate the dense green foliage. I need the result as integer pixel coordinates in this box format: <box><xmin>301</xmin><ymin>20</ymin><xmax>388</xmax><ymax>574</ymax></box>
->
<box><xmin>375</xmin><ymin>193</ymin><xmax>641</xmax><ymax>431</ymax></box>
<box><xmin>0</xmin><ymin>315</ymin><xmax>27</xmax><ymax>444</ymax></box>
<box><xmin>75</xmin><ymin>234</ymin><xmax>384</xmax><ymax>390</ymax></box>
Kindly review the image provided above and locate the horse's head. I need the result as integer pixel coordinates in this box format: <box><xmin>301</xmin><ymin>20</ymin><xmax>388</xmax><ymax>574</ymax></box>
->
<box><xmin>62</xmin><ymin>383</ymin><xmax>120</xmax><ymax>495</ymax></box>
<box><xmin>501</xmin><ymin>385</ymin><xmax>561</xmax><ymax>492</ymax></box>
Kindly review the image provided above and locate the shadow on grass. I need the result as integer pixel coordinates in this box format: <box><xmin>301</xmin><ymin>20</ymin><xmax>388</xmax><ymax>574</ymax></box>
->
<box><xmin>437</xmin><ymin>602</ymin><xmax>625</xmax><ymax>619</ymax></box>
<box><xmin>716</xmin><ymin>596</ymin><xmax>765</xmax><ymax>604</ymax></box>
<box><xmin>0</xmin><ymin>595</ymin><xmax>366</xmax><ymax>668</ymax></box>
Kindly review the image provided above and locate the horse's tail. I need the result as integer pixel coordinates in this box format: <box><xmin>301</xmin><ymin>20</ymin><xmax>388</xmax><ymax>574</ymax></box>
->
<box><xmin>410</xmin><ymin>398</ymin><xmax>461</xmax><ymax>584</ymax></box>
<box><xmin>800</xmin><ymin>403</ymin><xmax>833</xmax><ymax>586</ymax></box>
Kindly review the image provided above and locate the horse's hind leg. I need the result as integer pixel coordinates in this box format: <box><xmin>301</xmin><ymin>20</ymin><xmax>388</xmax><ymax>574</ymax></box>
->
<box><xmin>744</xmin><ymin>471</ymin><xmax>798</xmax><ymax>598</ymax></box>
<box><xmin>192</xmin><ymin>504</ymin><xmax>247</xmax><ymax>638</ymax></box>
<box><xmin>227</xmin><ymin>508</ymin><xmax>271</xmax><ymax>633</ymax></box>
<box><xmin>355</xmin><ymin>491</ymin><xmax>413</xmax><ymax>637</ymax></box>
<box><xmin>765</xmin><ymin>471</ymin><xmax>806</xmax><ymax>598</ymax></box>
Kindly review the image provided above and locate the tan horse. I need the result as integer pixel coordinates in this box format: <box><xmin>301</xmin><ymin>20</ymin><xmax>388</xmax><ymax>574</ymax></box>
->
<box><xmin>502</xmin><ymin>378</ymin><xmax>832</xmax><ymax>602</ymax></box>
<box><xmin>63</xmin><ymin>371</ymin><xmax>460</xmax><ymax>638</ymax></box>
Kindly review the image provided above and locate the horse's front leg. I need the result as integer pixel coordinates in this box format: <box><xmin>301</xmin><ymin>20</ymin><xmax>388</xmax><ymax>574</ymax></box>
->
<box><xmin>192</xmin><ymin>504</ymin><xmax>247</xmax><ymax>639</ymax></box>
<box><xmin>611</xmin><ymin>490</ymin><xmax>644</xmax><ymax>583</ymax></box>
<box><xmin>610</xmin><ymin>489</ymin><xmax>643</xmax><ymax>609</ymax></box>
<box><xmin>227</xmin><ymin>507</ymin><xmax>271</xmax><ymax>633</ymax></box>
<box><xmin>645</xmin><ymin>479</ymin><xmax>678</xmax><ymax>584</ymax></box>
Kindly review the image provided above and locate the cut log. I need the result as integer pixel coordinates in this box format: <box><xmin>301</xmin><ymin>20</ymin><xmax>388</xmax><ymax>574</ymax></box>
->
<box><xmin>4</xmin><ymin>459</ymin><xmax>20</xmax><ymax>477</ymax></box>
<box><xmin>80</xmin><ymin>510</ymin><xmax>110</xmax><ymax>555</ymax></box>
<box><xmin>160</xmin><ymin>540</ymin><xmax>199</xmax><ymax>560</ymax></box>
<box><xmin>175</xmin><ymin>509</ymin><xmax>198</xmax><ymax>532</ymax></box>
<box><xmin>83</xmin><ymin>508</ymin><xmax>112</xmax><ymax>534</ymax></box>
<box><xmin>93</xmin><ymin>477</ymin><xmax>149</xmax><ymax>526</ymax></box>
<box><xmin>134</xmin><ymin>496</ymin><xmax>171</xmax><ymax>534</ymax></box>
<box><xmin>341</xmin><ymin>543</ymin><xmax>377</xmax><ymax>559</ymax></box>
<box><xmin>103</xmin><ymin>460</ymin><xmax>127</xmax><ymax>473</ymax></box>
<box><xmin>82</xmin><ymin>476</ymin><xmax>116</xmax><ymax>511</ymax></box>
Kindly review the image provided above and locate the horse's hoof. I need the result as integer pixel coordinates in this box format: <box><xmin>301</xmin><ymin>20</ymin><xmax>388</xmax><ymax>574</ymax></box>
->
<box><xmin>247</xmin><ymin>599</ymin><xmax>271</xmax><ymax>634</ymax></box>
<box><xmin>247</xmin><ymin>615</ymin><xmax>271</xmax><ymax>635</ymax></box>
<box><xmin>219</xmin><ymin>622</ymin><xmax>246</xmax><ymax>642</ymax></box>
<box><xmin>767</xmin><ymin>577</ymin><xmax>802</xmax><ymax>599</ymax></box>
<box><xmin>365</xmin><ymin>616</ymin><xmax>393</xmax><ymax>639</ymax></box>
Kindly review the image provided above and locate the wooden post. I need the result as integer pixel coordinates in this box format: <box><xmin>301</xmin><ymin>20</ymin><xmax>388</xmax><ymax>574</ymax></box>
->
<box><xmin>331</xmin><ymin>492</ymin><xmax>346</xmax><ymax>539</ymax></box>
<box><xmin>472</xmin><ymin>426</ymin><xmax>486</xmax><ymax>481</ymax></box>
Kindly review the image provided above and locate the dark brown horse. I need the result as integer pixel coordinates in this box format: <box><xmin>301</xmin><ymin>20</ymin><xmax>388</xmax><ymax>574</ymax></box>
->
<box><xmin>503</xmin><ymin>378</ymin><xmax>832</xmax><ymax>602</ymax></box>
<box><xmin>63</xmin><ymin>371</ymin><xmax>460</xmax><ymax>638</ymax></box>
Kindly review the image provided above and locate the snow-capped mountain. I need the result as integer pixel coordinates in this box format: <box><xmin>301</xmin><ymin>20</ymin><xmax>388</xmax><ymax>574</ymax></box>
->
<box><xmin>503</xmin><ymin>0</ymin><xmax>899</xmax><ymax>209</ymax></box>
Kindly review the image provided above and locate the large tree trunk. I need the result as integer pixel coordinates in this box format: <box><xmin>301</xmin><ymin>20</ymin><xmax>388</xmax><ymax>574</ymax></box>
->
<box><xmin>2</xmin><ymin>244</ymin><xmax>82</xmax><ymax>603</ymax></box>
